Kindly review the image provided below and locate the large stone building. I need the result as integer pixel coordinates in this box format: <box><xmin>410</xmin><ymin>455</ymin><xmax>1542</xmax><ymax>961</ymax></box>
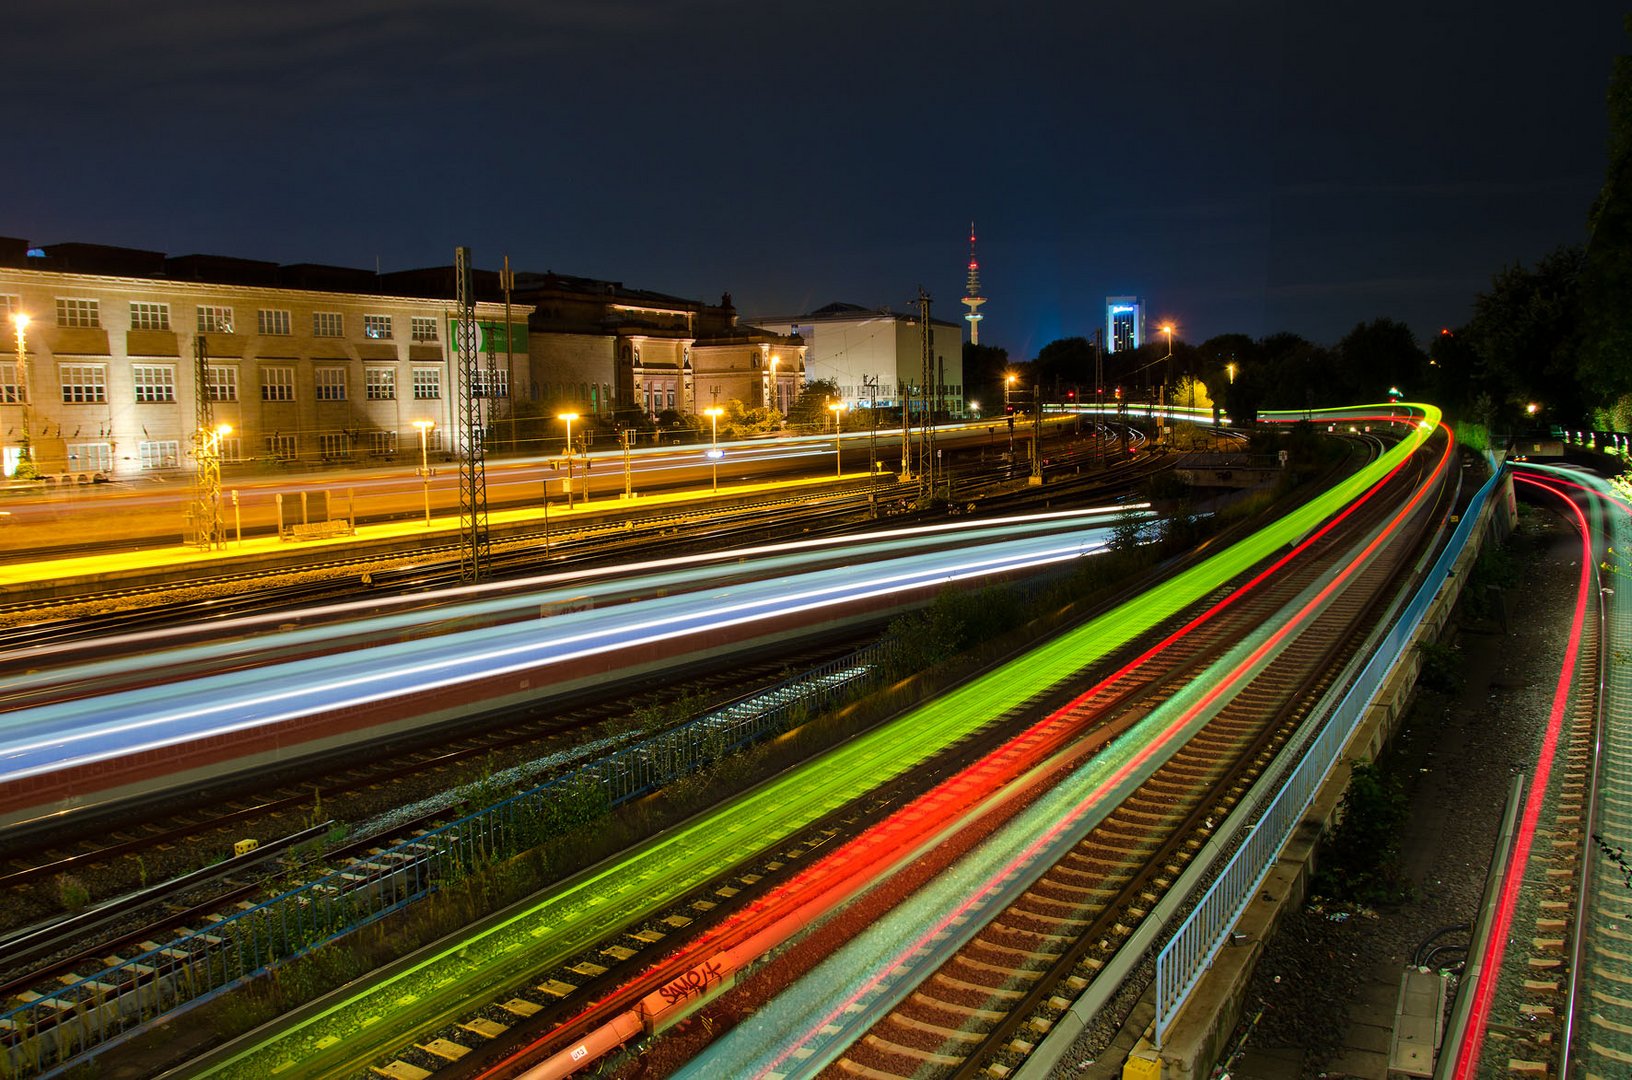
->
<box><xmin>512</xmin><ymin>276</ymin><xmax>806</xmax><ymax>421</ymax></box>
<box><xmin>750</xmin><ymin>302</ymin><xmax>965</xmax><ymax>418</ymax></box>
<box><xmin>0</xmin><ymin>240</ymin><xmax>806</xmax><ymax>480</ymax></box>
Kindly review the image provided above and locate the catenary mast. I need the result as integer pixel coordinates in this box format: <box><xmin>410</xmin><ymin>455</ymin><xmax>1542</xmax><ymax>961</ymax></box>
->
<box><xmin>961</xmin><ymin>221</ymin><xmax>986</xmax><ymax>344</ymax></box>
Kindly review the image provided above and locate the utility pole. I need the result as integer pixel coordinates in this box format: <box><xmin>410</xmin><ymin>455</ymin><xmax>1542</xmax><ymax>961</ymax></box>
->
<box><xmin>501</xmin><ymin>256</ymin><xmax>515</xmax><ymax>451</ymax></box>
<box><xmin>621</xmin><ymin>427</ymin><xmax>633</xmax><ymax>499</ymax></box>
<box><xmin>455</xmin><ymin>246</ymin><xmax>490</xmax><ymax>583</ymax></box>
<box><xmin>863</xmin><ymin>373</ymin><xmax>879</xmax><ymax>516</ymax></box>
<box><xmin>900</xmin><ymin>387</ymin><xmax>912</xmax><ymax>483</ymax></box>
<box><xmin>1030</xmin><ymin>379</ymin><xmax>1043</xmax><ymax>485</ymax></box>
<box><xmin>1094</xmin><ymin>327</ymin><xmax>1105</xmax><ymax>466</ymax></box>
<box><xmin>917</xmin><ymin>288</ymin><xmax>934</xmax><ymax>499</ymax></box>
<box><xmin>190</xmin><ymin>335</ymin><xmax>224</xmax><ymax>548</ymax></box>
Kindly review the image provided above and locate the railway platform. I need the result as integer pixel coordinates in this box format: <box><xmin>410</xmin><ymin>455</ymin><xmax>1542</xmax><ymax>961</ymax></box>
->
<box><xmin>0</xmin><ymin>472</ymin><xmax>872</xmax><ymax>604</ymax></box>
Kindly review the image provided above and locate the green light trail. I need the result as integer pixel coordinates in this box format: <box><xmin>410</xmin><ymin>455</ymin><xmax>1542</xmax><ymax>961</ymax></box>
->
<box><xmin>201</xmin><ymin>404</ymin><xmax>1439</xmax><ymax>1079</ymax></box>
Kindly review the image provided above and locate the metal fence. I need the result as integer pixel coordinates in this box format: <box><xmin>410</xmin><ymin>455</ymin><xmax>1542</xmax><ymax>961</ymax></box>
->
<box><xmin>0</xmin><ymin>644</ymin><xmax>884</xmax><ymax>1078</ymax></box>
<box><xmin>1154</xmin><ymin>468</ymin><xmax>1506</xmax><ymax>1047</ymax></box>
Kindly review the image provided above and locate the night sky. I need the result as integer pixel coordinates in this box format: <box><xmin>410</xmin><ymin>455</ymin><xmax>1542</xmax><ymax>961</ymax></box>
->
<box><xmin>12</xmin><ymin>1</ymin><xmax>1626</xmax><ymax>360</ymax></box>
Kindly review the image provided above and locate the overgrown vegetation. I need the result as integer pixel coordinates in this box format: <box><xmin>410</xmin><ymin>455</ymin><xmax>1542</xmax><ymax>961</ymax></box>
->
<box><xmin>1315</xmin><ymin>761</ymin><xmax>1412</xmax><ymax>906</ymax></box>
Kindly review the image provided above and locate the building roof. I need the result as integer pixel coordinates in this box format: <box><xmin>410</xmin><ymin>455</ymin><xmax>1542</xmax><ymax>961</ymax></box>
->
<box><xmin>754</xmin><ymin>301</ymin><xmax>963</xmax><ymax>330</ymax></box>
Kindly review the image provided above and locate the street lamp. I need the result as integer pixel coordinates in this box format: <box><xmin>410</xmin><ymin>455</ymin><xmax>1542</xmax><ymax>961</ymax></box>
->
<box><xmin>828</xmin><ymin>401</ymin><xmax>846</xmax><ymax>477</ymax></box>
<box><xmin>411</xmin><ymin>419</ymin><xmax>434</xmax><ymax>526</ymax></box>
<box><xmin>1161</xmin><ymin>323</ymin><xmax>1174</xmax><ymax>359</ymax></box>
<box><xmin>9</xmin><ymin>312</ymin><xmax>35</xmax><ymax>478</ymax></box>
<box><xmin>1226</xmin><ymin>362</ymin><xmax>1237</xmax><ymax>385</ymax></box>
<box><xmin>558</xmin><ymin>412</ymin><xmax>580</xmax><ymax>504</ymax></box>
<box><xmin>703</xmin><ymin>406</ymin><xmax>723</xmax><ymax>492</ymax></box>
<box><xmin>769</xmin><ymin>354</ymin><xmax>780</xmax><ymax>413</ymax></box>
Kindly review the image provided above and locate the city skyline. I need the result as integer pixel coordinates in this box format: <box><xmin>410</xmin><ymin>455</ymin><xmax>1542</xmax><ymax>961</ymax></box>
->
<box><xmin>10</xmin><ymin>1</ymin><xmax>1626</xmax><ymax>361</ymax></box>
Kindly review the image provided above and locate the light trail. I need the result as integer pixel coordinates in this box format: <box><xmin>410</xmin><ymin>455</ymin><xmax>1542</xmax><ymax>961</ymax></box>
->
<box><xmin>684</xmin><ymin>411</ymin><xmax>1452</xmax><ymax>1078</ymax></box>
<box><xmin>1451</xmin><ymin>473</ymin><xmax>1594</xmax><ymax>1079</ymax></box>
<box><xmin>0</xmin><ymin>504</ymin><xmax>1142</xmax><ymax>680</ymax></box>
<box><xmin>194</xmin><ymin>405</ymin><xmax>1441</xmax><ymax>1080</ymax></box>
<box><xmin>0</xmin><ymin>528</ymin><xmax>1112</xmax><ymax>785</ymax></box>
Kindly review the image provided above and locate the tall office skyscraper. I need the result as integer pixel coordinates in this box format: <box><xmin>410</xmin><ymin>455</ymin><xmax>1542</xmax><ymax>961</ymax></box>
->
<box><xmin>1106</xmin><ymin>296</ymin><xmax>1143</xmax><ymax>353</ymax></box>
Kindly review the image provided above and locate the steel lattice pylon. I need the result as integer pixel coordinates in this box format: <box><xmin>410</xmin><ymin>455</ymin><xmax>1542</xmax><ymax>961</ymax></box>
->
<box><xmin>455</xmin><ymin>246</ymin><xmax>490</xmax><ymax>582</ymax></box>
<box><xmin>190</xmin><ymin>334</ymin><xmax>225</xmax><ymax>548</ymax></box>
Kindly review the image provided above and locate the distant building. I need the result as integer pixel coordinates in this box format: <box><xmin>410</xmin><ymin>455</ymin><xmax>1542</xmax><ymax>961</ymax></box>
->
<box><xmin>1107</xmin><ymin>295</ymin><xmax>1144</xmax><ymax>353</ymax></box>
<box><xmin>509</xmin><ymin>275</ymin><xmax>805</xmax><ymax>420</ymax></box>
<box><xmin>0</xmin><ymin>238</ymin><xmax>805</xmax><ymax>480</ymax></box>
<box><xmin>750</xmin><ymin>302</ymin><xmax>966</xmax><ymax>418</ymax></box>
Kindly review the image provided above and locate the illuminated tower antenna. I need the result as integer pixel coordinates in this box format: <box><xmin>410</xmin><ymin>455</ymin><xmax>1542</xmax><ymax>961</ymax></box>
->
<box><xmin>961</xmin><ymin>221</ymin><xmax>986</xmax><ymax>344</ymax></box>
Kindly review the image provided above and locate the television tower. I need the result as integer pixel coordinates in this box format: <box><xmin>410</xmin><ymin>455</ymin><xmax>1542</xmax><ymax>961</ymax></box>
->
<box><xmin>961</xmin><ymin>221</ymin><xmax>986</xmax><ymax>344</ymax></box>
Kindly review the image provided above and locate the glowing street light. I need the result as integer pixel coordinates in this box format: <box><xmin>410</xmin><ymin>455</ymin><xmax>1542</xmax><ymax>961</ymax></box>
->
<box><xmin>411</xmin><ymin>419</ymin><xmax>435</xmax><ymax>526</ymax></box>
<box><xmin>703</xmin><ymin>406</ymin><xmax>724</xmax><ymax>492</ymax></box>
<box><xmin>558</xmin><ymin>412</ymin><xmax>580</xmax><ymax>503</ymax></box>
<box><xmin>1160</xmin><ymin>322</ymin><xmax>1175</xmax><ymax>359</ymax></box>
<box><xmin>1226</xmin><ymin>362</ymin><xmax>1237</xmax><ymax>385</ymax></box>
<box><xmin>9</xmin><ymin>312</ymin><xmax>36</xmax><ymax>478</ymax></box>
<box><xmin>828</xmin><ymin>401</ymin><xmax>847</xmax><ymax>476</ymax></box>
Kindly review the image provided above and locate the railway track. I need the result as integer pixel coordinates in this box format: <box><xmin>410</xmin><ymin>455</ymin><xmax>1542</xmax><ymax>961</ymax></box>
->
<box><xmin>320</xmin><ymin>425</ymin><xmax>1450</xmax><ymax>1079</ymax></box>
<box><xmin>0</xmin><ymin>642</ymin><xmax>861</xmax><ymax>939</ymax></box>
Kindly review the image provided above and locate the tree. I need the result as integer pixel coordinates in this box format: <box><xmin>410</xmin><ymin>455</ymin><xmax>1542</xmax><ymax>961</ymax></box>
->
<box><xmin>1465</xmin><ymin>247</ymin><xmax>1585</xmax><ymax>427</ymax></box>
<box><xmin>1334</xmin><ymin>318</ymin><xmax>1426</xmax><ymax>403</ymax></box>
<box><xmin>1035</xmin><ymin>337</ymin><xmax>1095</xmax><ymax>401</ymax></box>
<box><xmin>1580</xmin><ymin>16</ymin><xmax>1632</xmax><ymax>420</ymax></box>
<box><xmin>786</xmin><ymin>378</ymin><xmax>840</xmax><ymax>432</ymax></box>
<box><xmin>962</xmin><ymin>342</ymin><xmax>1010</xmax><ymax>416</ymax></box>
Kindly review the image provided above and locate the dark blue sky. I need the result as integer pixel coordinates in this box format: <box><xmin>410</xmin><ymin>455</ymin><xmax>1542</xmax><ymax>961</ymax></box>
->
<box><xmin>12</xmin><ymin>1</ymin><xmax>1626</xmax><ymax>360</ymax></box>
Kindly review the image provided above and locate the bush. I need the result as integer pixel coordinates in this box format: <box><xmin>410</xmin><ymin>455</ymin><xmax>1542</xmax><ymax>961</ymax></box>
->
<box><xmin>1315</xmin><ymin>762</ymin><xmax>1411</xmax><ymax>905</ymax></box>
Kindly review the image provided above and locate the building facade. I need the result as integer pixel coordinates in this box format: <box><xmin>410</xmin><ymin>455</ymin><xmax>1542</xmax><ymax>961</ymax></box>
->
<box><xmin>1107</xmin><ymin>295</ymin><xmax>1144</xmax><ymax>353</ymax></box>
<box><xmin>0</xmin><ymin>240</ymin><xmax>811</xmax><ymax>480</ymax></box>
<box><xmin>514</xmin><ymin>275</ymin><xmax>806</xmax><ymax>423</ymax></box>
<box><xmin>0</xmin><ymin>242</ymin><xmax>530</xmax><ymax>481</ymax></box>
<box><xmin>750</xmin><ymin>302</ymin><xmax>965</xmax><ymax>418</ymax></box>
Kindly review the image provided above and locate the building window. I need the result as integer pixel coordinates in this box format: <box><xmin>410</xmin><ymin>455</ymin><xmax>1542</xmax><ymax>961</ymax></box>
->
<box><xmin>261</xmin><ymin>366</ymin><xmax>295</xmax><ymax>402</ymax></box>
<box><xmin>129</xmin><ymin>302</ymin><xmax>170</xmax><ymax>331</ymax></box>
<box><xmin>139</xmin><ymin>440</ymin><xmax>181</xmax><ymax>469</ymax></box>
<box><xmin>412</xmin><ymin>367</ymin><xmax>441</xmax><ymax>400</ymax></box>
<box><xmin>56</xmin><ymin>298</ymin><xmax>100</xmax><ymax>328</ymax></box>
<box><xmin>1</xmin><ymin>295</ymin><xmax>17</xmax><ymax>318</ymax></box>
<box><xmin>369</xmin><ymin>431</ymin><xmax>397</xmax><ymax>455</ymax></box>
<box><xmin>265</xmin><ymin>434</ymin><xmax>297</xmax><ymax>460</ymax></box>
<box><xmin>473</xmin><ymin>368</ymin><xmax>509</xmax><ymax>398</ymax></box>
<box><xmin>0</xmin><ymin>366</ymin><xmax>25</xmax><ymax>404</ymax></box>
<box><xmin>365</xmin><ymin>366</ymin><xmax>396</xmax><ymax>400</ymax></box>
<box><xmin>60</xmin><ymin>364</ymin><xmax>107</xmax><ymax>403</ymax></box>
<box><xmin>318</xmin><ymin>432</ymin><xmax>351</xmax><ymax>459</ymax></box>
<box><xmin>197</xmin><ymin>305</ymin><xmax>235</xmax><ymax>333</ymax></box>
<box><xmin>206</xmin><ymin>364</ymin><xmax>238</xmax><ymax>402</ymax></box>
<box><xmin>218</xmin><ymin>435</ymin><xmax>242</xmax><ymax>462</ymax></box>
<box><xmin>315</xmin><ymin>367</ymin><xmax>346</xmax><ymax>401</ymax></box>
<box><xmin>66</xmin><ymin>442</ymin><xmax>112</xmax><ymax>473</ymax></box>
<box><xmin>411</xmin><ymin>316</ymin><xmax>439</xmax><ymax>342</ymax></box>
<box><xmin>313</xmin><ymin>311</ymin><xmax>344</xmax><ymax>337</ymax></box>
<box><xmin>133</xmin><ymin>364</ymin><xmax>177</xmax><ymax>403</ymax></box>
<box><xmin>364</xmin><ymin>314</ymin><xmax>393</xmax><ymax>340</ymax></box>
<box><xmin>258</xmin><ymin>308</ymin><xmax>291</xmax><ymax>336</ymax></box>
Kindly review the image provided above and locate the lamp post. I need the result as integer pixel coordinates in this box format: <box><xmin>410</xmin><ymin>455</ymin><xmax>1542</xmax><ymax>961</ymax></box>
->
<box><xmin>10</xmin><ymin>312</ymin><xmax>35</xmax><ymax>478</ymax></box>
<box><xmin>769</xmin><ymin>355</ymin><xmax>780</xmax><ymax>413</ymax></box>
<box><xmin>1004</xmin><ymin>374</ymin><xmax>1017</xmax><ymax>460</ymax></box>
<box><xmin>828</xmin><ymin>401</ymin><xmax>846</xmax><ymax>476</ymax></box>
<box><xmin>1161</xmin><ymin>323</ymin><xmax>1174</xmax><ymax>359</ymax></box>
<box><xmin>1226</xmin><ymin>362</ymin><xmax>1236</xmax><ymax>385</ymax></box>
<box><xmin>703</xmin><ymin>406</ymin><xmax>723</xmax><ymax>492</ymax></box>
<box><xmin>411</xmin><ymin>419</ymin><xmax>434</xmax><ymax>526</ymax></box>
<box><xmin>558</xmin><ymin>412</ymin><xmax>579</xmax><ymax>504</ymax></box>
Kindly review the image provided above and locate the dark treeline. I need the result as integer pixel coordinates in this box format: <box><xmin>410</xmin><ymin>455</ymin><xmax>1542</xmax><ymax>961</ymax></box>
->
<box><xmin>967</xmin><ymin>20</ymin><xmax>1632</xmax><ymax>440</ymax></box>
